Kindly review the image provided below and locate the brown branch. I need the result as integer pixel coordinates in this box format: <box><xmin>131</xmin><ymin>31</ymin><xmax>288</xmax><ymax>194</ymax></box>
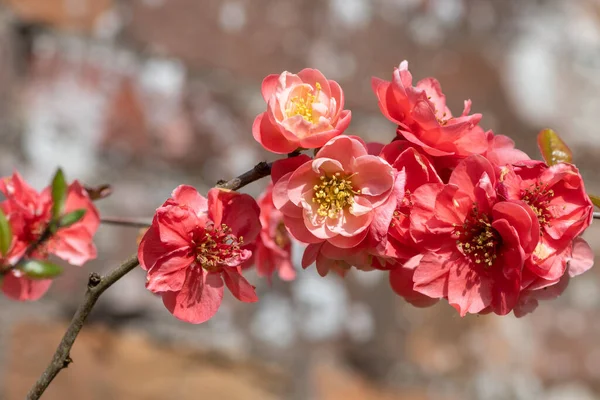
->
<box><xmin>26</xmin><ymin>159</ymin><xmax>278</xmax><ymax>399</ymax></box>
<box><xmin>216</xmin><ymin>161</ymin><xmax>272</xmax><ymax>191</ymax></box>
<box><xmin>100</xmin><ymin>216</ymin><xmax>152</xmax><ymax>228</ymax></box>
<box><xmin>26</xmin><ymin>255</ymin><xmax>139</xmax><ymax>400</ymax></box>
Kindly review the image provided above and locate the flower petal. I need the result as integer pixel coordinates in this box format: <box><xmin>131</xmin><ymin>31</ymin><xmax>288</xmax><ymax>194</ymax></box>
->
<box><xmin>222</xmin><ymin>268</ymin><xmax>258</xmax><ymax>302</ymax></box>
<box><xmin>162</xmin><ymin>269</ymin><xmax>224</xmax><ymax>324</ymax></box>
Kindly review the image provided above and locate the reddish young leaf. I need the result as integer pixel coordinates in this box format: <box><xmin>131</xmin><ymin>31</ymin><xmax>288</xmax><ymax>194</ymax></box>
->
<box><xmin>537</xmin><ymin>129</ymin><xmax>573</xmax><ymax>165</ymax></box>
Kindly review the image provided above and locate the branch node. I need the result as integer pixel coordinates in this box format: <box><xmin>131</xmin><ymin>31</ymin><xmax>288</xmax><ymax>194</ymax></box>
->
<box><xmin>255</xmin><ymin>161</ymin><xmax>270</xmax><ymax>174</ymax></box>
<box><xmin>88</xmin><ymin>273</ymin><xmax>102</xmax><ymax>288</ymax></box>
<box><xmin>63</xmin><ymin>356</ymin><xmax>73</xmax><ymax>368</ymax></box>
<box><xmin>215</xmin><ymin>179</ymin><xmax>227</xmax><ymax>186</ymax></box>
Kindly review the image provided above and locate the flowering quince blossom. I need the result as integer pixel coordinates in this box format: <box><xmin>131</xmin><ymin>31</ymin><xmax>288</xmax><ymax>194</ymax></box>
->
<box><xmin>253</xmin><ymin>69</ymin><xmax>351</xmax><ymax>154</ymax></box>
<box><xmin>371</xmin><ymin>61</ymin><xmax>487</xmax><ymax>158</ymax></box>
<box><xmin>0</xmin><ymin>172</ymin><xmax>100</xmax><ymax>301</ymax></box>
<box><xmin>409</xmin><ymin>155</ymin><xmax>541</xmax><ymax>316</ymax></box>
<box><xmin>255</xmin><ymin>183</ymin><xmax>295</xmax><ymax>282</ymax></box>
<box><xmin>514</xmin><ymin>237</ymin><xmax>594</xmax><ymax>317</ymax></box>
<box><xmin>0</xmin><ymin>224</ymin><xmax>50</xmax><ymax>301</ymax></box>
<box><xmin>138</xmin><ymin>186</ymin><xmax>261</xmax><ymax>324</ymax></box>
<box><xmin>498</xmin><ymin>161</ymin><xmax>594</xmax><ymax>281</ymax></box>
<box><xmin>272</xmin><ymin>135</ymin><xmax>399</xmax><ymax>276</ymax></box>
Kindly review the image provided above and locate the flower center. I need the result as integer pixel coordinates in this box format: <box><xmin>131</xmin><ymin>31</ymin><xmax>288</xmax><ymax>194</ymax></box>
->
<box><xmin>521</xmin><ymin>182</ymin><xmax>554</xmax><ymax>230</ymax></box>
<box><xmin>453</xmin><ymin>205</ymin><xmax>500</xmax><ymax>267</ymax></box>
<box><xmin>312</xmin><ymin>172</ymin><xmax>360</xmax><ymax>219</ymax></box>
<box><xmin>286</xmin><ymin>82</ymin><xmax>321</xmax><ymax>124</ymax></box>
<box><xmin>194</xmin><ymin>224</ymin><xmax>244</xmax><ymax>272</ymax></box>
<box><xmin>274</xmin><ymin>222</ymin><xmax>290</xmax><ymax>248</ymax></box>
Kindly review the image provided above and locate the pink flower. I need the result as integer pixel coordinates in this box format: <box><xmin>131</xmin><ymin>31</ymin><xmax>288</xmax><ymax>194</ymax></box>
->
<box><xmin>0</xmin><ymin>217</ymin><xmax>51</xmax><ymax>301</ymax></box>
<box><xmin>138</xmin><ymin>186</ymin><xmax>261</xmax><ymax>324</ymax></box>
<box><xmin>379</xmin><ymin>141</ymin><xmax>443</xmax><ymax>261</ymax></box>
<box><xmin>372</xmin><ymin>61</ymin><xmax>487</xmax><ymax>157</ymax></box>
<box><xmin>499</xmin><ymin>161</ymin><xmax>593</xmax><ymax>280</ymax></box>
<box><xmin>0</xmin><ymin>172</ymin><xmax>100</xmax><ymax>266</ymax></box>
<box><xmin>273</xmin><ymin>136</ymin><xmax>397</xmax><ymax>275</ymax></box>
<box><xmin>253</xmin><ymin>69</ymin><xmax>351</xmax><ymax>154</ymax></box>
<box><xmin>255</xmin><ymin>183</ymin><xmax>295</xmax><ymax>282</ymax></box>
<box><xmin>409</xmin><ymin>156</ymin><xmax>540</xmax><ymax>316</ymax></box>
<box><xmin>483</xmin><ymin>131</ymin><xmax>530</xmax><ymax>166</ymax></box>
<box><xmin>514</xmin><ymin>237</ymin><xmax>594</xmax><ymax>317</ymax></box>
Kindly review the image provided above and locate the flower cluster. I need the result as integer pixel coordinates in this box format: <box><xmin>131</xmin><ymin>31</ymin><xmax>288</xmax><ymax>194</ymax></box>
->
<box><xmin>0</xmin><ymin>172</ymin><xmax>100</xmax><ymax>301</ymax></box>
<box><xmin>139</xmin><ymin>62</ymin><xmax>595</xmax><ymax>323</ymax></box>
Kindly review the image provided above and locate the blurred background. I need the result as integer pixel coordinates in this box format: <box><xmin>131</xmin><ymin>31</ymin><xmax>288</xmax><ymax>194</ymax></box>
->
<box><xmin>1</xmin><ymin>0</ymin><xmax>600</xmax><ymax>399</ymax></box>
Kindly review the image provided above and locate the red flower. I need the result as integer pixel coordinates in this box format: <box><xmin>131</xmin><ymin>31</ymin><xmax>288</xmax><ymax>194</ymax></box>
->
<box><xmin>253</xmin><ymin>69</ymin><xmax>351</xmax><ymax>153</ymax></box>
<box><xmin>409</xmin><ymin>156</ymin><xmax>540</xmax><ymax>316</ymax></box>
<box><xmin>138</xmin><ymin>186</ymin><xmax>261</xmax><ymax>324</ymax></box>
<box><xmin>499</xmin><ymin>161</ymin><xmax>593</xmax><ymax>280</ymax></box>
<box><xmin>255</xmin><ymin>183</ymin><xmax>295</xmax><ymax>282</ymax></box>
<box><xmin>514</xmin><ymin>237</ymin><xmax>594</xmax><ymax>317</ymax></box>
<box><xmin>0</xmin><ymin>172</ymin><xmax>100</xmax><ymax>266</ymax></box>
<box><xmin>483</xmin><ymin>131</ymin><xmax>530</xmax><ymax>166</ymax></box>
<box><xmin>0</xmin><ymin>217</ymin><xmax>51</xmax><ymax>301</ymax></box>
<box><xmin>273</xmin><ymin>136</ymin><xmax>399</xmax><ymax>276</ymax></box>
<box><xmin>372</xmin><ymin>61</ymin><xmax>487</xmax><ymax>157</ymax></box>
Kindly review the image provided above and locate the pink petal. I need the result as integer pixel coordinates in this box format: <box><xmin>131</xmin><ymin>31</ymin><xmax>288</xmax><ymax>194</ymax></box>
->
<box><xmin>222</xmin><ymin>268</ymin><xmax>259</xmax><ymax>302</ymax></box>
<box><xmin>449</xmin><ymin>155</ymin><xmax>497</xmax><ymax>201</ymax></box>
<box><xmin>64</xmin><ymin>181</ymin><xmax>100</xmax><ymax>236</ymax></box>
<box><xmin>138</xmin><ymin>222</ymin><xmax>168</xmax><ymax>271</ymax></box>
<box><xmin>156</xmin><ymin>206</ymin><xmax>198</xmax><ymax>247</ymax></box>
<box><xmin>412</xmin><ymin>251</ymin><xmax>451</xmax><ymax>299</ymax></box>
<box><xmin>297</xmin><ymin>68</ymin><xmax>332</xmax><ymax>98</ymax></box>
<box><xmin>252</xmin><ymin>112</ymin><xmax>299</xmax><ymax>154</ymax></box>
<box><xmin>389</xmin><ymin>256</ymin><xmax>439</xmax><ymax>308</ymax></box>
<box><xmin>208</xmin><ymin>188</ymin><xmax>261</xmax><ymax>243</ymax></box>
<box><xmin>272</xmin><ymin>173</ymin><xmax>303</xmax><ymax>218</ymax></box>
<box><xmin>271</xmin><ymin>155</ymin><xmax>312</xmax><ymax>185</ymax></box>
<box><xmin>1</xmin><ymin>273</ymin><xmax>52</xmax><ymax>301</ymax></box>
<box><xmin>315</xmin><ymin>135</ymin><xmax>368</xmax><ymax>171</ymax></box>
<box><xmin>162</xmin><ymin>269</ymin><xmax>224</xmax><ymax>324</ymax></box>
<box><xmin>297</xmin><ymin>124</ymin><xmax>349</xmax><ymax>149</ymax></box>
<box><xmin>284</xmin><ymin>215</ymin><xmax>322</xmax><ymax>244</ymax></box>
<box><xmin>568</xmin><ymin>237</ymin><xmax>594</xmax><ymax>277</ymax></box>
<box><xmin>302</xmin><ymin>243</ymin><xmax>322</xmax><ymax>268</ymax></box>
<box><xmin>352</xmin><ymin>155</ymin><xmax>395</xmax><ymax>197</ymax></box>
<box><xmin>447</xmin><ymin>257</ymin><xmax>491</xmax><ymax>316</ymax></box>
<box><xmin>261</xmin><ymin>74</ymin><xmax>280</xmax><ymax>102</ymax></box>
<box><xmin>51</xmin><ymin>226</ymin><xmax>97</xmax><ymax>266</ymax></box>
<box><xmin>277</xmin><ymin>260</ymin><xmax>296</xmax><ymax>281</ymax></box>
<box><xmin>146</xmin><ymin>265</ymin><xmax>188</xmax><ymax>293</ymax></box>
<box><xmin>326</xmin><ymin>228</ymin><xmax>368</xmax><ymax>248</ymax></box>
<box><xmin>287</xmin><ymin>160</ymin><xmax>320</xmax><ymax>207</ymax></box>
<box><xmin>492</xmin><ymin>201</ymin><xmax>539</xmax><ymax>255</ymax></box>
<box><xmin>171</xmin><ymin>185</ymin><xmax>208</xmax><ymax>214</ymax></box>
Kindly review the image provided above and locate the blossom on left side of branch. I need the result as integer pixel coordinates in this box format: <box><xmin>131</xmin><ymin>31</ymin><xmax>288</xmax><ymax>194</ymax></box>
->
<box><xmin>0</xmin><ymin>172</ymin><xmax>100</xmax><ymax>301</ymax></box>
<box><xmin>138</xmin><ymin>186</ymin><xmax>261</xmax><ymax>324</ymax></box>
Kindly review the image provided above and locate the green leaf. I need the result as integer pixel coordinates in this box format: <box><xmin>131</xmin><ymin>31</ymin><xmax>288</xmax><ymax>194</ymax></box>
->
<box><xmin>51</xmin><ymin>168</ymin><xmax>67</xmax><ymax>220</ymax></box>
<box><xmin>21</xmin><ymin>260</ymin><xmax>63</xmax><ymax>279</ymax></box>
<box><xmin>537</xmin><ymin>129</ymin><xmax>573</xmax><ymax>166</ymax></box>
<box><xmin>0</xmin><ymin>209</ymin><xmax>12</xmax><ymax>258</ymax></box>
<box><xmin>589</xmin><ymin>195</ymin><xmax>600</xmax><ymax>209</ymax></box>
<box><xmin>57</xmin><ymin>209</ymin><xmax>86</xmax><ymax>228</ymax></box>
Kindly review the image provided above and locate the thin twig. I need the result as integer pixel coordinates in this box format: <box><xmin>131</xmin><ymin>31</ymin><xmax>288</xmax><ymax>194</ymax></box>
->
<box><xmin>594</xmin><ymin>212</ymin><xmax>600</xmax><ymax>220</ymax></box>
<box><xmin>27</xmin><ymin>160</ymin><xmax>277</xmax><ymax>399</ymax></box>
<box><xmin>100</xmin><ymin>217</ymin><xmax>152</xmax><ymax>228</ymax></box>
<box><xmin>26</xmin><ymin>255</ymin><xmax>140</xmax><ymax>400</ymax></box>
<box><xmin>216</xmin><ymin>161</ymin><xmax>272</xmax><ymax>191</ymax></box>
